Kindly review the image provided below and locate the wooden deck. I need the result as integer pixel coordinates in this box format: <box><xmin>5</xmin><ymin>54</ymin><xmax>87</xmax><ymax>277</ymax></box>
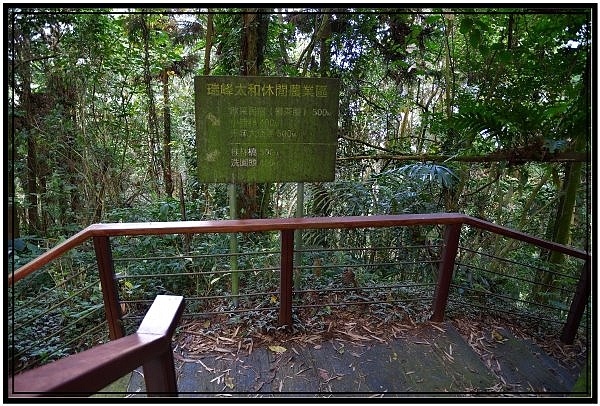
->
<box><xmin>121</xmin><ymin>321</ymin><xmax>585</xmax><ymax>398</ymax></box>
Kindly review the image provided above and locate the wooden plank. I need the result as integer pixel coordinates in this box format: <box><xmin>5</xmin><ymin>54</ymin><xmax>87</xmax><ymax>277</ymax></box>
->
<box><xmin>85</xmin><ymin>213</ymin><xmax>466</xmax><ymax>236</ymax></box>
<box><xmin>94</xmin><ymin>236</ymin><xmax>124</xmax><ymax>340</ymax></box>
<box><xmin>431</xmin><ymin>224</ymin><xmax>461</xmax><ymax>322</ymax></box>
<box><xmin>8</xmin><ymin>227</ymin><xmax>92</xmax><ymax>284</ymax></box>
<box><xmin>279</xmin><ymin>230</ymin><xmax>294</xmax><ymax>327</ymax></box>
<box><xmin>483</xmin><ymin>327</ymin><xmax>580</xmax><ymax>392</ymax></box>
<box><xmin>8</xmin><ymin>295</ymin><xmax>184</xmax><ymax>397</ymax></box>
<box><xmin>11</xmin><ymin>213</ymin><xmax>590</xmax><ymax>286</ymax></box>
<box><xmin>8</xmin><ymin>334</ymin><xmax>166</xmax><ymax>396</ymax></box>
<box><xmin>463</xmin><ymin>216</ymin><xmax>589</xmax><ymax>259</ymax></box>
<box><xmin>137</xmin><ymin>295</ymin><xmax>185</xmax><ymax>337</ymax></box>
<box><xmin>161</xmin><ymin>322</ymin><xmax>498</xmax><ymax>396</ymax></box>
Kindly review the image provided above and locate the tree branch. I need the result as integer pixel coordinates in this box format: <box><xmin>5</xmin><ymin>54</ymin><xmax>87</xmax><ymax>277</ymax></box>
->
<box><xmin>339</xmin><ymin>135</ymin><xmax>395</xmax><ymax>154</ymax></box>
<box><xmin>336</xmin><ymin>151</ymin><xmax>589</xmax><ymax>164</ymax></box>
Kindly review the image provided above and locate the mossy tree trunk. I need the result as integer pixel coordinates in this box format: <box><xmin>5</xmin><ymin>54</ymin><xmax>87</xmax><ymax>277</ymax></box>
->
<box><xmin>534</xmin><ymin>53</ymin><xmax>590</xmax><ymax>301</ymax></box>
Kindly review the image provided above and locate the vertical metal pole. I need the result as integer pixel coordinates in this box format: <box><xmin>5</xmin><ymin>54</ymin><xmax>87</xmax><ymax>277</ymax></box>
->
<box><xmin>228</xmin><ymin>183</ymin><xmax>239</xmax><ymax>307</ymax></box>
<box><xmin>93</xmin><ymin>236</ymin><xmax>124</xmax><ymax>340</ymax></box>
<box><xmin>430</xmin><ymin>223</ymin><xmax>461</xmax><ymax>322</ymax></box>
<box><xmin>280</xmin><ymin>229</ymin><xmax>295</xmax><ymax>327</ymax></box>
<box><xmin>560</xmin><ymin>259</ymin><xmax>590</xmax><ymax>344</ymax></box>
<box><xmin>294</xmin><ymin>182</ymin><xmax>304</xmax><ymax>287</ymax></box>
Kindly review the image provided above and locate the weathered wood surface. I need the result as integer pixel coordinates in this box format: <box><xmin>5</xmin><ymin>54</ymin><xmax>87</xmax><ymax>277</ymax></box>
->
<box><xmin>125</xmin><ymin>322</ymin><xmax>584</xmax><ymax>397</ymax></box>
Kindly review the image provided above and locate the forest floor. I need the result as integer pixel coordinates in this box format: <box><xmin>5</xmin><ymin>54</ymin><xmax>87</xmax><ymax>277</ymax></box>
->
<box><xmin>120</xmin><ymin>307</ymin><xmax>588</xmax><ymax>398</ymax></box>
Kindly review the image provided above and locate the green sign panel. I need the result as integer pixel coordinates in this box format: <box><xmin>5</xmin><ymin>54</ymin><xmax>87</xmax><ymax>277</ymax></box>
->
<box><xmin>195</xmin><ymin>76</ymin><xmax>340</xmax><ymax>183</ymax></box>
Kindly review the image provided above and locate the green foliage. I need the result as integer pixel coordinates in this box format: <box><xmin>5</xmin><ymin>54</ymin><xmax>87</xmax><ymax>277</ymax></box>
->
<box><xmin>398</xmin><ymin>163</ymin><xmax>459</xmax><ymax>190</ymax></box>
<box><xmin>8</xmin><ymin>9</ymin><xmax>591</xmax><ymax>370</ymax></box>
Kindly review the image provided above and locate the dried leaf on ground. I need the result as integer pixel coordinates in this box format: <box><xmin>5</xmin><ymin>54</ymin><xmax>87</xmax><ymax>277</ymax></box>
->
<box><xmin>268</xmin><ymin>345</ymin><xmax>287</xmax><ymax>353</ymax></box>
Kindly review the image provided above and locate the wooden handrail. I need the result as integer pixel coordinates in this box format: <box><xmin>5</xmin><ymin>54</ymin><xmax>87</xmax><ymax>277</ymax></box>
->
<box><xmin>463</xmin><ymin>216</ymin><xmax>589</xmax><ymax>259</ymax></box>
<box><xmin>8</xmin><ymin>295</ymin><xmax>185</xmax><ymax>397</ymax></box>
<box><xmin>6</xmin><ymin>214</ymin><xmax>590</xmax><ymax>396</ymax></box>
<box><xmin>8</xmin><ymin>213</ymin><xmax>590</xmax><ymax>346</ymax></box>
<box><xmin>8</xmin><ymin>213</ymin><xmax>589</xmax><ymax>285</ymax></box>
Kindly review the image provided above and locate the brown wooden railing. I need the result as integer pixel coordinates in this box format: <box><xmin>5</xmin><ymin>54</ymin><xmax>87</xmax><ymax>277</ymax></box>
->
<box><xmin>7</xmin><ymin>213</ymin><xmax>591</xmax><ymax>395</ymax></box>
<box><xmin>8</xmin><ymin>294</ymin><xmax>184</xmax><ymax>397</ymax></box>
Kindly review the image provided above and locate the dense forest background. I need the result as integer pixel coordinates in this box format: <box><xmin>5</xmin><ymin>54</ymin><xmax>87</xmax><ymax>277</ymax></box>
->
<box><xmin>7</xmin><ymin>6</ymin><xmax>592</xmax><ymax>259</ymax></box>
<box><xmin>6</xmin><ymin>7</ymin><xmax>594</xmax><ymax>373</ymax></box>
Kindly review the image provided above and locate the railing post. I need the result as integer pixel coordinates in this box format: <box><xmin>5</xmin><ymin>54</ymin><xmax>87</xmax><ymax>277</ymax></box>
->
<box><xmin>560</xmin><ymin>259</ymin><xmax>590</xmax><ymax>344</ymax></box>
<box><xmin>138</xmin><ymin>295</ymin><xmax>185</xmax><ymax>396</ymax></box>
<box><xmin>142</xmin><ymin>350</ymin><xmax>179</xmax><ymax>396</ymax></box>
<box><xmin>431</xmin><ymin>223</ymin><xmax>461</xmax><ymax>322</ymax></box>
<box><xmin>93</xmin><ymin>236</ymin><xmax>124</xmax><ymax>340</ymax></box>
<box><xmin>279</xmin><ymin>229</ymin><xmax>294</xmax><ymax>328</ymax></box>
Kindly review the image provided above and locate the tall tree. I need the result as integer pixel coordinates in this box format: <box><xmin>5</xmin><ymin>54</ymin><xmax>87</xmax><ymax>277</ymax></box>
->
<box><xmin>535</xmin><ymin>51</ymin><xmax>590</xmax><ymax>299</ymax></box>
<box><xmin>237</xmin><ymin>9</ymin><xmax>270</xmax><ymax>219</ymax></box>
<box><xmin>11</xmin><ymin>11</ymin><xmax>41</xmax><ymax>234</ymax></box>
<box><xmin>140</xmin><ymin>13</ymin><xmax>162</xmax><ymax>196</ymax></box>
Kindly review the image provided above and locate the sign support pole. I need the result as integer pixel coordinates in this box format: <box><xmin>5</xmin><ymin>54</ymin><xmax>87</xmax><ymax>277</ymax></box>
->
<box><xmin>228</xmin><ymin>183</ymin><xmax>239</xmax><ymax>307</ymax></box>
<box><xmin>294</xmin><ymin>182</ymin><xmax>304</xmax><ymax>288</ymax></box>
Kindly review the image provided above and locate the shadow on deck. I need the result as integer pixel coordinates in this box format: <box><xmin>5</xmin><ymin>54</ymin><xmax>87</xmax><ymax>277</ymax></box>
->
<box><xmin>125</xmin><ymin>320</ymin><xmax>586</xmax><ymax>398</ymax></box>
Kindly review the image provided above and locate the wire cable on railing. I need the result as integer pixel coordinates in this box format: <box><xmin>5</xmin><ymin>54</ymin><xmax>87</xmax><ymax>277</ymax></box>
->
<box><xmin>455</xmin><ymin>262</ymin><xmax>576</xmax><ymax>296</ymax></box>
<box><xmin>12</xmin><ymin>306</ymin><xmax>107</xmax><ymax>374</ymax></box>
<box><xmin>447</xmin><ymin>298</ymin><xmax>569</xmax><ymax>326</ymax></box>
<box><xmin>10</xmin><ymin>262</ymin><xmax>97</xmax><ymax>312</ymax></box>
<box><xmin>449</xmin><ymin>284</ymin><xmax>574</xmax><ymax>314</ymax></box>
<box><xmin>459</xmin><ymin>246</ymin><xmax>581</xmax><ymax>281</ymax></box>
<box><xmin>296</xmin><ymin>244</ymin><xmax>442</xmax><ymax>253</ymax></box>
<box><xmin>12</xmin><ymin>279</ymin><xmax>100</xmax><ymax>329</ymax></box>
<box><xmin>297</xmin><ymin>259</ymin><xmax>440</xmax><ymax>271</ymax></box>
<box><xmin>112</xmin><ymin>249</ymin><xmax>280</xmax><ymax>262</ymax></box>
<box><xmin>115</xmin><ymin>266</ymin><xmax>281</xmax><ymax>279</ymax></box>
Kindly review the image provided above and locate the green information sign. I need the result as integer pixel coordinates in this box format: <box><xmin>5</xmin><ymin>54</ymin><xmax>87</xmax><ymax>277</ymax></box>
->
<box><xmin>195</xmin><ymin>76</ymin><xmax>340</xmax><ymax>183</ymax></box>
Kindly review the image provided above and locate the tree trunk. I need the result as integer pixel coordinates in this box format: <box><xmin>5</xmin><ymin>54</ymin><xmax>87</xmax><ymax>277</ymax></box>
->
<box><xmin>534</xmin><ymin>53</ymin><xmax>590</xmax><ymax>302</ymax></box>
<box><xmin>238</xmin><ymin>10</ymin><xmax>270</xmax><ymax>219</ymax></box>
<box><xmin>20</xmin><ymin>34</ymin><xmax>41</xmax><ymax>234</ymax></box>
<box><xmin>8</xmin><ymin>115</ymin><xmax>18</xmax><ymax>239</ymax></box>
<box><xmin>319</xmin><ymin>12</ymin><xmax>331</xmax><ymax>77</ymax></box>
<box><xmin>537</xmin><ymin>160</ymin><xmax>583</xmax><ymax>294</ymax></box>
<box><xmin>193</xmin><ymin>11</ymin><xmax>214</xmax><ymax>204</ymax></box>
<box><xmin>203</xmin><ymin>11</ymin><xmax>213</xmax><ymax>75</ymax></box>
<box><xmin>162</xmin><ymin>70</ymin><xmax>173</xmax><ymax>198</ymax></box>
<box><xmin>141</xmin><ymin>14</ymin><xmax>162</xmax><ymax>196</ymax></box>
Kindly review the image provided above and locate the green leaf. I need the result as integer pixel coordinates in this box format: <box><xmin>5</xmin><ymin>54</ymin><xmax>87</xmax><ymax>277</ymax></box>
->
<box><xmin>498</xmin><ymin>50</ymin><xmax>512</xmax><ymax>64</ymax></box>
<box><xmin>425</xmin><ymin>14</ymin><xmax>442</xmax><ymax>25</ymax></box>
<box><xmin>459</xmin><ymin>18</ymin><xmax>473</xmax><ymax>35</ymax></box>
<box><xmin>469</xmin><ymin>29</ymin><xmax>482</xmax><ymax>48</ymax></box>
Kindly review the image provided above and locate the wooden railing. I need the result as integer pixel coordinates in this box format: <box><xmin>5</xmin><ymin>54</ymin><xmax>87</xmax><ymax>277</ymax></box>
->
<box><xmin>8</xmin><ymin>295</ymin><xmax>184</xmax><ymax>397</ymax></box>
<box><xmin>7</xmin><ymin>213</ymin><xmax>591</xmax><ymax>395</ymax></box>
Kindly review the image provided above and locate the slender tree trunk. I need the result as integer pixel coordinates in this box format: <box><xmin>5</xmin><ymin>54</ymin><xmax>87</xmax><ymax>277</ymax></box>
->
<box><xmin>25</xmin><ymin>133</ymin><xmax>39</xmax><ymax>234</ymax></box>
<box><xmin>8</xmin><ymin>114</ymin><xmax>18</xmax><ymax>239</ymax></box>
<box><xmin>141</xmin><ymin>14</ymin><xmax>162</xmax><ymax>196</ymax></box>
<box><xmin>534</xmin><ymin>53</ymin><xmax>590</xmax><ymax>302</ymax></box>
<box><xmin>162</xmin><ymin>70</ymin><xmax>173</xmax><ymax>198</ymax></box>
<box><xmin>443</xmin><ymin>14</ymin><xmax>455</xmax><ymax>121</ymax></box>
<box><xmin>204</xmin><ymin>11</ymin><xmax>213</xmax><ymax>75</ymax></box>
<box><xmin>193</xmin><ymin>11</ymin><xmax>214</xmax><ymax>204</ymax></box>
<box><xmin>319</xmin><ymin>12</ymin><xmax>331</xmax><ymax>77</ymax></box>
<box><xmin>20</xmin><ymin>35</ymin><xmax>41</xmax><ymax>234</ymax></box>
<box><xmin>55</xmin><ymin>74</ymin><xmax>80</xmax><ymax>224</ymax></box>
<box><xmin>537</xmin><ymin>161</ymin><xmax>583</xmax><ymax>289</ymax></box>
